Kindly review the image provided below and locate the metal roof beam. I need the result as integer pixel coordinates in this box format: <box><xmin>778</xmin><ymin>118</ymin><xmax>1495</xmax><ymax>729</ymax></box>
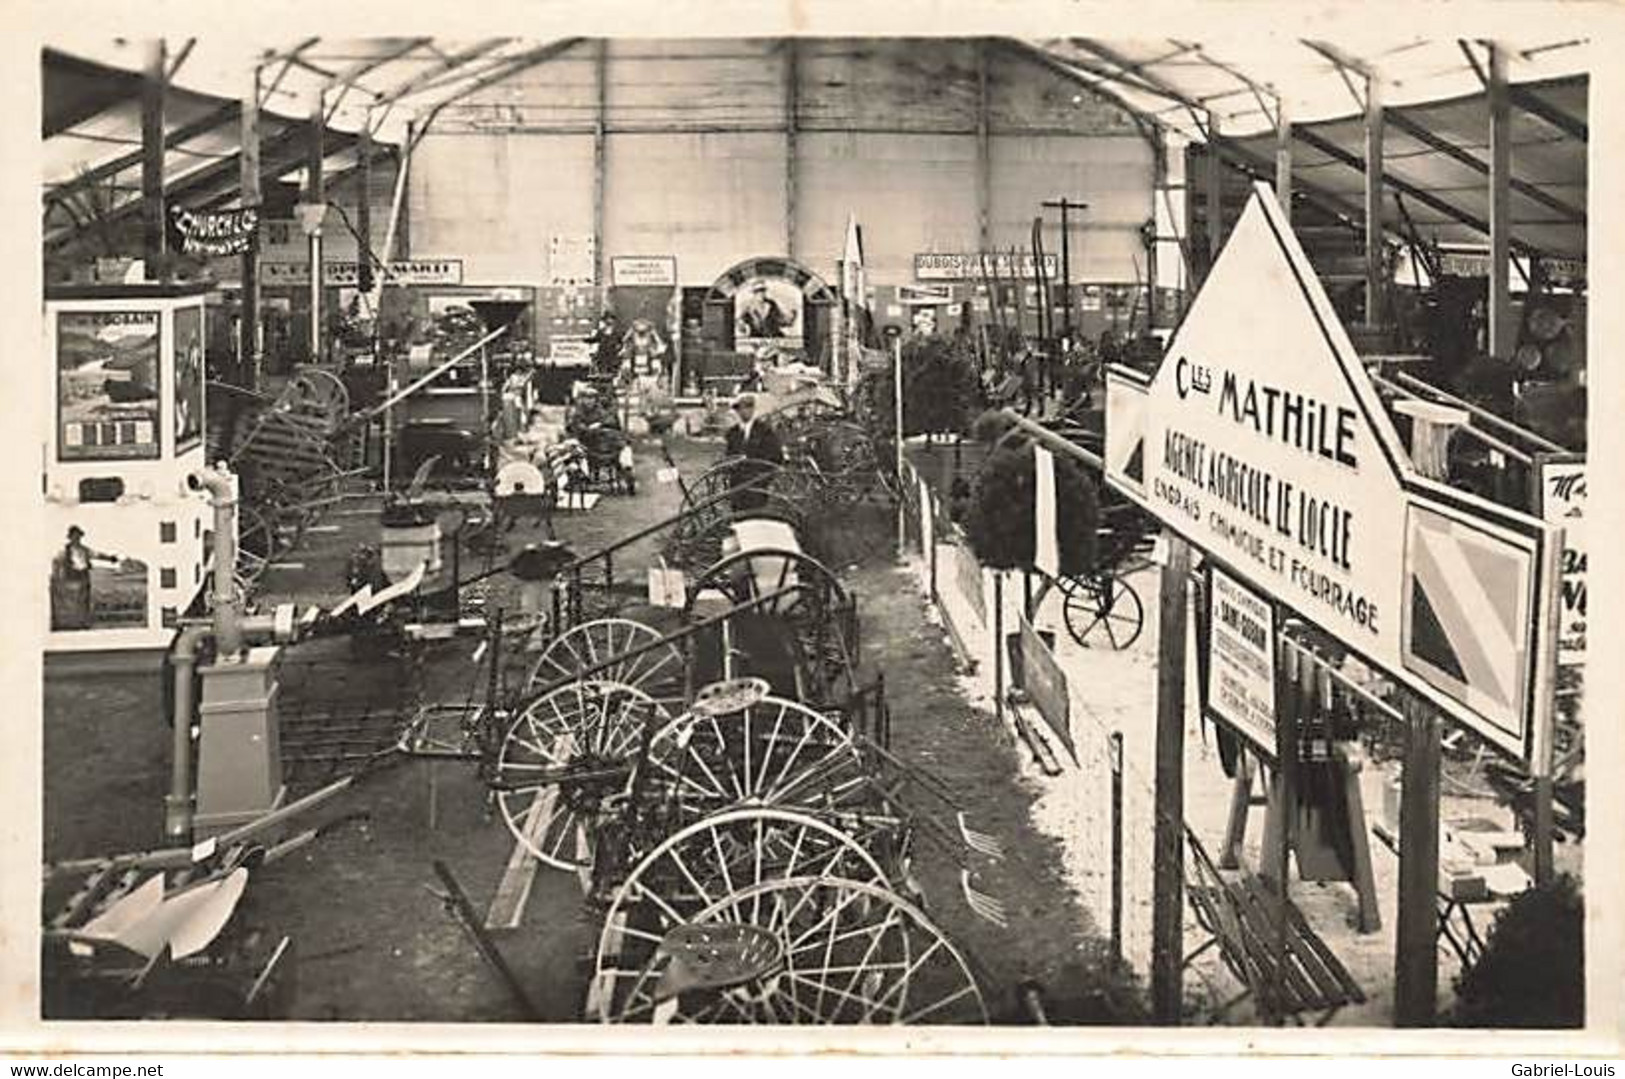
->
<box><xmin>1301</xmin><ymin>40</ymin><xmax>1371</xmax><ymax>111</ymax></box>
<box><xmin>325</xmin><ymin>37</ymin><xmax>433</xmax><ymax>121</ymax></box>
<box><xmin>334</xmin><ymin>38</ymin><xmax>432</xmax><ymax>89</ymax></box>
<box><xmin>45</xmin><ymin>100</ymin><xmax>241</xmax><ymax>201</ymax></box>
<box><xmin>1384</xmin><ymin>108</ymin><xmax>1584</xmax><ymax>222</ymax></box>
<box><xmin>1292</xmin><ymin>125</ymin><xmax>1548</xmax><ymax>256</ymax></box>
<box><xmin>371</xmin><ymin>38</ymin><xmax>512</xmax><ymax>107</ymax></box>
<box><xmin>998</xmin><ymin>40</ymin><xmax>1164</xmax><ymax>147</ymax></box>
<box><xmin>410</xmin><ymin>37</ymin><xmax>585</xmax><ymax>116</ymax></box>
<box><xmin>166</xmin><ymin>38</ymin><xmax>197</xmax><ymax>82</ymax></box>
<box><xmin>260</xmin><ymin>38</ymin><xmax>321</xmax><ymax>66</ymax></box>
<box><xmin>1204</xmin><ymin>134</ymin><xmax>1367</xmax><ymax>235</ymax></box>
<box><xmin>1508</xmin><ymin>84</ymin><xmax>1587</xmax><ymax>141</ymax></box>
<box><xmin>1459</xmin><ymin>39</ymin><xmax>1490</xmax><ymax>88</ymax></box>
<box><xmin>46</xmin><ymin>122</ymin><xmax>356</xmax><ymax>246</ymax></box>
<box><xmin>1066</xmin><ymin>39</ymin><xmax>1207</xmax><ymax>128</ymax></box>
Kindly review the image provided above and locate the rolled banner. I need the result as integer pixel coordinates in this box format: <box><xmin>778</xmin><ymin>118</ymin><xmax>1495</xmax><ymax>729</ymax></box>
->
<box><xmin>1034</xmin><ymin>443</ymin><xmax>1060</xmax><ymax>578</ymax></box>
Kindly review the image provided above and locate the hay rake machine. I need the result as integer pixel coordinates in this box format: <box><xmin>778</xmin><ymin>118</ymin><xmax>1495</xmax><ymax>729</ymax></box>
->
<box><xmin>209</xmin><ymin>368</ymin><xmax>370</xmax><ymax>593</ymax></box>
<box><xmin>476</xmin><ymin>518</ymin><xmax>1005</xmax><ymax>1024</ymax></box>
<box><xmin>391</xmin><ymin>438</ymin><xmax>1004</xmax><ymax>1024</ymax></box>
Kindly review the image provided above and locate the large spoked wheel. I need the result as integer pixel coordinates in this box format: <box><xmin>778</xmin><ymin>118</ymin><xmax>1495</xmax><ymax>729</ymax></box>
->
<box><xmin>684</xmin><ymin>548</ymin><xmax>855</xmax><ymax>694</ymax></box>
<box><xmin>663</xmin><ymin>496</ymin><xmax>806</xmax><ymax>576</ymax></box>
<box><xmin>525</xmin><ymin>618</ymin><xmax>684</xmax><ymax>703</ymax></box>
<box><xmin>640</xmin><ymin>694</ymin><xmax>870</xmax><ymax>823</ymax></box>
<box><xmin>682</xmin><ymin>456</ymin><xmax>750</xmax><ymax>513</ymax></box>
<box><xmin>683</xmin><ymin>547</ymin><xmax>846</xmax><ymax>621</ymax></box>
<box><xmin>599</xmin><ymin>876</ymin><xmax>988</xmax><ymax>1025</ymax></box>
<box><xmin>287</xmin><ymin>366</ymin><xmax>350</xmax><ymax>430</ymax></box>
<box><xmin>589</xmin><ymin>807</ymin><xmax>892</xmax><ymax>1020</ymax></box>
<box><xmin>495</xmin><ymin>680</ymin><xmax>668</xmax><ymax>872</ymax></box>
<box><xmin>1060</xmin><ymin>570</ymin><xmax>1145</xmax><ymax>650</ymax></box>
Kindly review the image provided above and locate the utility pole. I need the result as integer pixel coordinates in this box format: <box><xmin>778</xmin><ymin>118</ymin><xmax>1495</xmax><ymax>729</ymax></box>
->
<box><xmin>1041</xmin><ymin>197</ymin><xmax>1088</xmax><ymax>342</ymax></box>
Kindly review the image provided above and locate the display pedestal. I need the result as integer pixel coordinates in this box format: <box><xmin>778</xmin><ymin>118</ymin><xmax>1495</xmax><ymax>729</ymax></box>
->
<box><xmin>193</xmin><ymin>646</ymin><xmax>285</xmax><ymax>837</ymax></box>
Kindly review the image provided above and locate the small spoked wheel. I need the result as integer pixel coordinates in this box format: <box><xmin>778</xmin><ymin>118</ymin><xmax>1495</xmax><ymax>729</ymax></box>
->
<box><xmin>495</xmin><ymin>680</ymin><xmax>668</xmax><ymax>872</ymax></box>
<box><xmin>589</xmin><ymin>807</ymin><xmax>892</xmax><ymax>1020</ymax></box>
<box><xmin>1061</xmin><ymin>571</ymin><xmax>1145</xmax><ymax>650</ymax></box>
<box><xmin>640</xmin><ymin>694</ymin><xmax>870</xmax><ymax>823</ymax></box>
<box><xmin>525</xmin><ymin>618</ymin><xmax>684</xmax><ymax>704</ymax></box>
<box><xmin>599</xmin><ymin>876</ymin><xmax>988</xmax><ymax>1025</ymax></box>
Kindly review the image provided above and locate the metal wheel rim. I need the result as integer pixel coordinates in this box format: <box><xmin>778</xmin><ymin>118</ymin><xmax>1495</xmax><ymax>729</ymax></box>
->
<box><xmin>496</xmin><ymin>679</ymin><xmax>668</xmax><ymax>872</ymax></box>
<box><xmin>640</xmin><ymin>694</ymin><xmax>870</xmax><ymax>822</ymax></box>
<box><xmin>1062</xmin><ymin>573</ymin><xmax>1145</xmax><ymax>650</ymax></box>
<box><xmin>600</xmin><ymin>876</ymin><xmax>987</xmax><ymax>1025</ymax></box>
<box><xmin>525</xmin><ymin>617</ymin><xmax>684</xmax><ymax>700</ymax></box>
<box><xmin>590</xmin><ymin>807</ymin><xmax>893</xmax><ymax>1019</ymax></box>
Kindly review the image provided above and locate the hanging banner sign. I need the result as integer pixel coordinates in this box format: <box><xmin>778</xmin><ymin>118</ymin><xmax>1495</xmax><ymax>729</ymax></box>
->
<box><xmin>897</xmin><ymin>283</ymin><xmax>954</xmax><ymax>306</ymax></box>
<box><xmin>915</xmin><ymin>252</ymin><xmax>1058</xmax><ymax>281</ymax></box>
<box><xmin>1206</xmin><ymin>564</ymin><xmax>1278</xmax><ymax>757</ymax></box>
<box><xmin>1107</xmin><ymin>184</ymin><xmax>1557</xmax><ymax>762</ymax></box>
<box><xmin>259</xmin><ymin>259</ymin><xmax>464</xmax><ymax>287</ymax></box>
<box><xmin>169</xmin><ymin>206</ymin><xmax>259</xmax><ymax>256</ymax></box>
<box><xmin>610</xmin><ymin>256</ymin><xmax>677</xmax><ymax>287</ymax></box>
<box><xmin>1034</xmin><ymin>444</ymin><xmax>1060</xmax><ymax>579</ymax></box>
<box><xmin>1535</xmin><ymin>456</ymin><xmax>1585</xmax><ymax>662</ymax></box>
<box><xmin>1435</xmin><ymin>250</ymin><xmax>1586</xmax><ymax>289</ymax></box>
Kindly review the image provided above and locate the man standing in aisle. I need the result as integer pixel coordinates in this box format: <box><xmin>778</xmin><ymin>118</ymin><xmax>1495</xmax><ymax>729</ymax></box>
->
<box><xmin>723</xmin><ymin>393</ymin><xmax>783</xmax><ymax>511</ymax></box>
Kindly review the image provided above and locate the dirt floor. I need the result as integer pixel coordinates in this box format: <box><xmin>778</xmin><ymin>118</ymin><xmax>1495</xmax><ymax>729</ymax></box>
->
<box><xmin>41</xmin><ymin>424</ymin><xmax>1129</xmax><ymax>1024</ymax></box>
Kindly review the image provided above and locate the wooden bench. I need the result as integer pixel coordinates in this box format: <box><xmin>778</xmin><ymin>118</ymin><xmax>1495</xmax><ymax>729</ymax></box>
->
<box><xmin>1184</xmin><ymin>829</ymin><xmax>1365</xmax><ymax>1026</ymax></box>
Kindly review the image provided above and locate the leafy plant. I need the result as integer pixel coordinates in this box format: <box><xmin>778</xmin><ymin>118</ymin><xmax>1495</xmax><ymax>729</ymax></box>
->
<box><xmin>961</xmin><ymin>411</ymin><xmax>1099</xmax><ymax>576</ymax></box>
<box><xmin>861</xmin><ymin>336</ymin><xmax>984</xmax><ymax>438</ymax></box>
<box><xmin>1451</xmin><ymin>873</ymin><xmax>1584</xmax><ymax>1028</ymax></box>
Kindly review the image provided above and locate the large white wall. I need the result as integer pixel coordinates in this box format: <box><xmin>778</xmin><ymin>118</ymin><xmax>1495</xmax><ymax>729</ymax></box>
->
<box><xmin>405</xmin><ymin>38</ymin><xmax>1156</xmax><ymax>290</ymax></box>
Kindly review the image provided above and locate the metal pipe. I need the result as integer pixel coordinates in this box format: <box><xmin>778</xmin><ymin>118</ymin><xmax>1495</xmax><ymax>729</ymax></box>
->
<box><xmin>165</xmin><ymin>622</ymin><xmax>213</xmax><ymax>840</ymax></box>
<box><xmin>190</xmin><ymin>465</ymin><xmax>243</xmax><ymax>655</ymax></box>
<box><xmin>1370</xmin><ymin>375</ymin><xmax>1535</xmax><ymax>463</ymax></box>
<box><xmin>997</xmin><ymin>408</ymin><xmax>1105</xmax><ymax>471</ymax></box>
<box><xmin>361</xmin><ymin>324</ymin><xmax>509</xmax><ymax>420</ymax></box>
<box><xmin>1390</xmin><ymin>369</ymin><xmax>1567</xmax><ymax>452</ymax></box>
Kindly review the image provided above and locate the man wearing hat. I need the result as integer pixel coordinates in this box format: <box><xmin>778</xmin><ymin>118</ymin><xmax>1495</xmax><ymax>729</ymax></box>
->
<box><xmin>50</xmin><ymin>525</ymin><xmax>122</xmax><ymax>630</ymax></box>
<box><xmin>736</xmin><ymin>280</ymin><xmax>795</xmax><ymax>341</ymax></box>
<box><xmin>723</xmin><ymin>393</ymin><xmax>783</xmax><ymax>511</ymax></box>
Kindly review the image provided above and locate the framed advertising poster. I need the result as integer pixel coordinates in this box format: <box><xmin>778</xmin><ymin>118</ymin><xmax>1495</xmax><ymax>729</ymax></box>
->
<box><xmin>48</xmin><ymin>524</ymin><xmax>149</xmax><ymax>632</ymax></box>
<box><xmin>734</xmin><ymin>275</ymin><xmax>804</xmax><ymax>353</ymax></box>
<box><xmin>173</xmin><ymin>305</ymin><xmax>204</xmax><ymax>453</ymax></box>
<box><xmin>1206</xmin><ymin>563</ymin><xmax>1278</xmax><ymax>757</ymax></box>
<box><xmin>1535</xmin><ymin>455</ymin><xmax>1586</xmax><ymax>663</ymax></box>
<box><xmin>57</xmin><ymin>310</ymin><xmax>161</xmax><ymax>461</ymax></box>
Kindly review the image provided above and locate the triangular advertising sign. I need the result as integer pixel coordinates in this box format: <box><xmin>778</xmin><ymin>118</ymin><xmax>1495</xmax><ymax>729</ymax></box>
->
<box><xmin>1135</xmin><ymin>182</ymin><xmax>1553</xmax><ymax>761</ymax></box>
<box><xmin>1140</xmin><ymin>183</ymin><xmax>1413</xmax><ymax>669</ymax></box>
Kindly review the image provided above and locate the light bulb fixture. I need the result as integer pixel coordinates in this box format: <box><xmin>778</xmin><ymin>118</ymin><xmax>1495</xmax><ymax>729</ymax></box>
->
<box><xmin>294</xmin><ymin>201</ymin><xmax>329</xmax><ymax>237</ymax></box>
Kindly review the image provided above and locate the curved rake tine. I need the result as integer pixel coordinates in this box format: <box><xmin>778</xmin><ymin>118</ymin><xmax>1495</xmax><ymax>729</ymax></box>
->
<box><xmin>961</xmin><ymin>869</ymin><xmax>1009</xmax><ymax>929</ymax></box>
<box><xmin>958</xmin><ymin>812</ymin><xmax>1004</xmax><ymax>861</ymax></box>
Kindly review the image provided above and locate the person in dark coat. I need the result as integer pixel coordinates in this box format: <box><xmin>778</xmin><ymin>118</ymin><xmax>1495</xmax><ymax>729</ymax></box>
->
<box><xmin>723</xmin><ymin>394</ymin><xmax>784</xmax><ymax>511</ymax></box>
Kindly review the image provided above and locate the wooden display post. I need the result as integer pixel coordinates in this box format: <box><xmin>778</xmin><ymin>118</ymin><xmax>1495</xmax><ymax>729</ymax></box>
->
<box><xmin>1150</xmin><ymin>535</ymin><xmax>1191</xmax><ymax>1024</ymax></box>
<box><xmin>1390</xmin><ymin>398</ymin><xmax>1462</xmax><ymax>1026</ymax></box>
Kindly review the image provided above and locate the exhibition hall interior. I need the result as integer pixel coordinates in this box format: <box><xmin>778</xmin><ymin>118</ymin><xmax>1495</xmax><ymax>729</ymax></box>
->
<box><xmin>33</xmin><ymin>30</ymin><xmax>1591</xmax><ymax>1033</ymax></box>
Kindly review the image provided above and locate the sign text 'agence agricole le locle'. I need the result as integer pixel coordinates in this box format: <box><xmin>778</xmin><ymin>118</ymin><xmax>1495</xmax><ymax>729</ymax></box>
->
<box><xmin>1155</xmin><ymin>357</ymin><xmax>1378</xmax><ymax>639</ymax></box>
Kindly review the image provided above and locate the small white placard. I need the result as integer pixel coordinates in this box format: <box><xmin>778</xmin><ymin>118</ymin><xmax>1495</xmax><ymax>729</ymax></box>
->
<box><xmin>191</xmin><ymin>836</ymin><xmax>218</xmax><ymax>863</ymax></box>
<box><xmin>656</xmin><ymin>466</ymin><xmax>680</xmax><ymax>484</ymax></box>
